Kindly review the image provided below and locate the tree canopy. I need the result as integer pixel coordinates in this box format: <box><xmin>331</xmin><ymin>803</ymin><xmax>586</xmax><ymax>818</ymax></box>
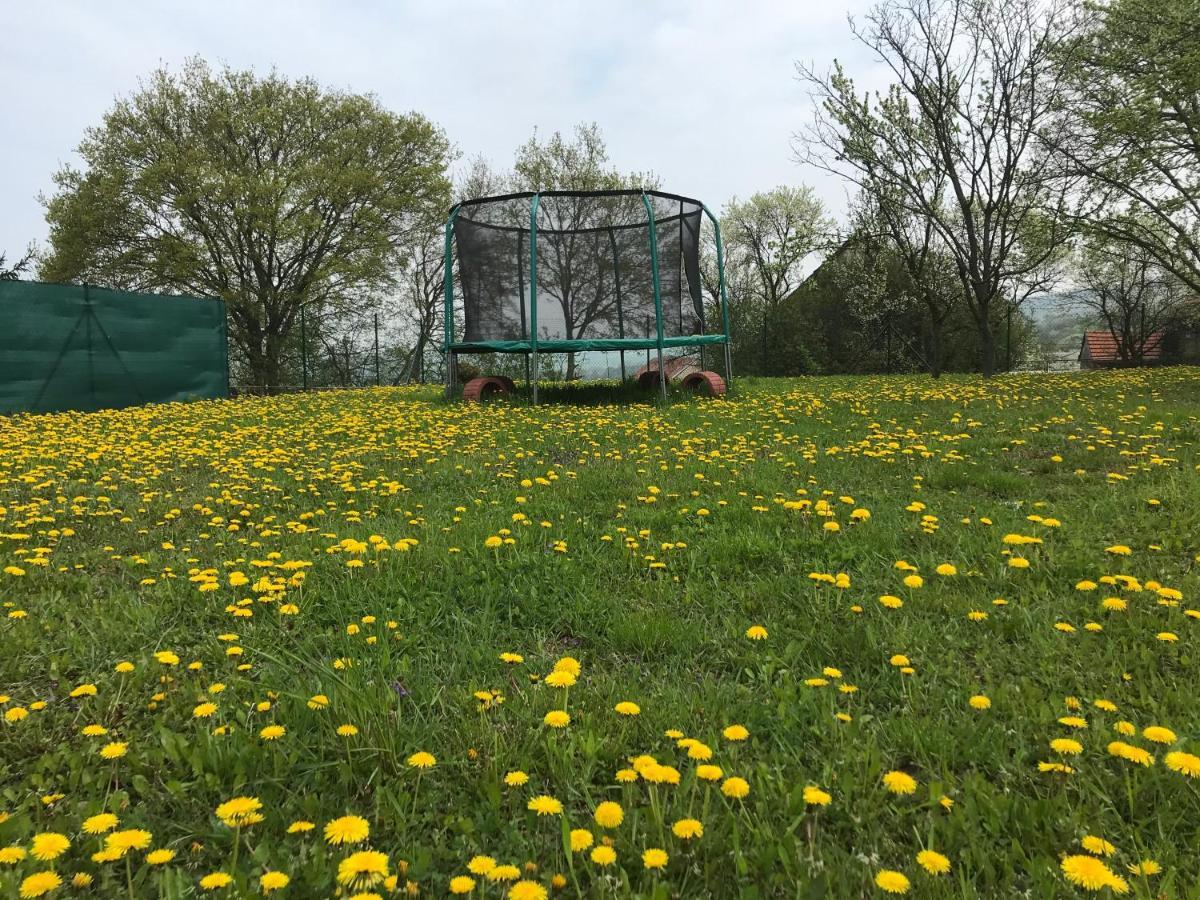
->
<box><xmin>712</xmin><ymin>187</ymin><xmax>832</xmax><ymax>375</ymax></box>
<box><xmin>1050</xmin><ymin>0</ymin><xmax>1200</xmax><ymax>294</ymax></box>
<box><xmin>41</xmin><ymin>58</ymin><xmax>453</xmax><ymax>392</ymax></box>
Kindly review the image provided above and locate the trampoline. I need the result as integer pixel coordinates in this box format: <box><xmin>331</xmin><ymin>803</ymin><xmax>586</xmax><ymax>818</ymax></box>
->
<box><xmin>442</xmin><ymin>190</ymin><xmax>732</xmax><ymax>402</ymax></box>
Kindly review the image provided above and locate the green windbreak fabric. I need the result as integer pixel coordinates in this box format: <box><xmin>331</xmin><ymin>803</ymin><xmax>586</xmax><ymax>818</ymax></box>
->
<box><xmin>0</xmin><ymin>281</ymin><xmax>228</xmax><ymax>415</ymax></box>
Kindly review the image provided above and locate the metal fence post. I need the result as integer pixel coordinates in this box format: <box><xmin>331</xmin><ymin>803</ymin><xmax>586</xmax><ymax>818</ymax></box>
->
<box><xmin>374</xmin><ymin>312</ymin><xmax>381</xmax><ymax>386</ymax></box>
<box><xmin>1006</xmin><ymin>304</ymin><xmax>1013</xmax><ymax>372</ymax></box>
<box><xmin>300</xmin><ymin>304</ymin><xmax>308</xmax><ymax>391</ymax></box>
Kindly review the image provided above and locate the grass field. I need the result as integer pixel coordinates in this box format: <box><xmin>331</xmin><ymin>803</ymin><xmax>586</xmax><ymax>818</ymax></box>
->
<box><xmin>2</xmin><ymin>370</ymin><xmax>1199</xmax><ymax>898</ymax></box>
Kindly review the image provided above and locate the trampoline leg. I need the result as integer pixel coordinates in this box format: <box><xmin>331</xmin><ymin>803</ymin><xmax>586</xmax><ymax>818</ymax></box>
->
<box><xmin>524</xmin><ymin>354</ymin><xmax>531</xmax><ymax>397</ymax></box>
<box><xmin>620</xmin><ymin>350</ymin><xmax>626</xmax><ymax>383</ymax></box>
<box><xmin>444</xmin><ymin>351</ymin><xmax>453</xmax><ymax>399</ymax></box>
<box><xmin>532</xmin><ymin>350</ymin><xmax>539</xmax><ymax>405</ymax></box>
<box><xmin>656</xmin><ymin>345</ymin><xmax>667</xmax><ymax>403</ymax></box>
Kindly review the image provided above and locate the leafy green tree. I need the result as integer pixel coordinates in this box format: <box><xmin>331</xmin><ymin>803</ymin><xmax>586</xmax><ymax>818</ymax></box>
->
<box><xmin>786</xmin><ymin>234</ymin><xmax>1035</xmax><ymax>375</ymax></box>
<box><xmin>509</xmin><ymin>124</ymin><xmax>654</xmax><ymax>196</ymax></box>
<box><xmin>848</xmin><ymin>184</ymin><xmax>963</xmax><ymax>377</ymax></box>
<box><xmin>1051</xmin><ymin>0</ymin><xmax>1200</xmax><ymax>293</ymax></box>
<box><xmin>716</xmin><ymin>187</ymin><xmax>832</xmax><ymax>374</ymax></box>
<box><xmin>41</xmin><ymin>58</ymin><xmax>452</xmax><ymax>392</ymax></box>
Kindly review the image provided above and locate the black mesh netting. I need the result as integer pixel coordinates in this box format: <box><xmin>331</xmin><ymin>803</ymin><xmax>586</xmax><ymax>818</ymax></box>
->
<box><xmin>453</xmin><ymin>191</ymin><xmax>706</xmax><ymax>345</ymax></box>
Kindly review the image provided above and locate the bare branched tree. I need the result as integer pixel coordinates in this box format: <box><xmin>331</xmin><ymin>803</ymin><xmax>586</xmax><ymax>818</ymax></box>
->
<box><xmin>508</xmin><ymin>125</ymin><xmax>655</xmax><ymax>380</ymax></box>
<box><xmin>797</xmin><ymin>0</ymin><xmax>1076</xmax><ymax>375</ymax></box>
<box><xmin>395</xmin><ymin>220</ymin><xmax>445</xmax><ymax>383</ymax></box>
<box><xmin>1071</xmin><ymin>232</ymin><xmax>1192</xmax><ymax>364</ymax></box>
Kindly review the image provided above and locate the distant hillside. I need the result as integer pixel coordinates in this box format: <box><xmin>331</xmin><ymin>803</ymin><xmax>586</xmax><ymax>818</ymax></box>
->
<box><xmin>1024</xmin><ymin>292</ymin><xmax>1096</xmax><ymax>352</ymax></box>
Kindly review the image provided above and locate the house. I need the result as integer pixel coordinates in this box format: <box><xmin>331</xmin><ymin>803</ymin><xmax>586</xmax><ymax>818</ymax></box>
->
<box><xmin>1078</xmin><ymin>330</ymin><xmax>1165</xmax><ymax>369</ymax></box>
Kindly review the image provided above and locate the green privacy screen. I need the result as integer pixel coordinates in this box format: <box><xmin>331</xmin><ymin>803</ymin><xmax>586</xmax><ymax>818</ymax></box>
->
<box><xmin>0</xmin><ymin>281</ymin><xmax>229</xmax><ymax>415</ymax></box>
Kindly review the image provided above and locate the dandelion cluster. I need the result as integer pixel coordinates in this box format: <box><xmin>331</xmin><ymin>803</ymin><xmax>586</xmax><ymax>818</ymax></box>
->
<box><xmin>0</xmin><ymin>371</ymin><xmax>1196</xmax><ymax>894</ymax></box>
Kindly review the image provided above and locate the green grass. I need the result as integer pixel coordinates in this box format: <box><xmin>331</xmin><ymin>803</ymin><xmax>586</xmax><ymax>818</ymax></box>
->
<box><xmin>1</xmin><ymin>369</ymin><xmax>1199</xmax><ymax>898</ymax></box>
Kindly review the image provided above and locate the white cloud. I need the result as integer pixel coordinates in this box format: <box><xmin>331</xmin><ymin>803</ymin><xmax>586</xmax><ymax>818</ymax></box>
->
<box><xmin>0</xmin><ymin>0</ymin><xmax>886</xmax><ymax>260</ymax></box>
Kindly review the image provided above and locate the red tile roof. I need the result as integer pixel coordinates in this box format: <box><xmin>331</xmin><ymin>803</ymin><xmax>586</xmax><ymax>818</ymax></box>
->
<box><xmin>1080</xmin><ymin>330</ymin><xmax>1164</xmax><ymax>363</ymax></box>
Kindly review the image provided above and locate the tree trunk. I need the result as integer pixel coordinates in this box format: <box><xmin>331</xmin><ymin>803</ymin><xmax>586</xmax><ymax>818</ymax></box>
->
<box><xmin>244</xmin><ymin>338</ymin><xmax>271</xmax><ymax>394</ymax></box>
<box><xmin>927</xmin><ymin>319</ymin><xmax>944</xmax><ymax>379</ymax></box>
<box><xmin>248</xmin><ymin>348</ymin><xmax>283</xmax><ymax>394</ymax></box>
<box><xmin>978</xmin><ymin>319</ymin><xmax>996</xmax><ymax>378</ymax></box>
<box><xmin>405</xmin><ymin>334</ymin><xmax>428</xmax><ymax>384</ymax></box>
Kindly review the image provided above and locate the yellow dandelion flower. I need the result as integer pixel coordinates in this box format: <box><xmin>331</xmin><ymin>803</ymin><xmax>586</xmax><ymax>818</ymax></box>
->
<box><xmin>1164</xmin><ymin>751</ymin><xmax>1200</xmax><ymax>777</ymax></box>
<box><xmin>324</xmin><ymin>815</ymin><xmax>370</xmax><ymax>845</ymax></box>
<box><xmin>1061</xmin><ymin>854</ymin><xmax>1123</xmax><ymax>891</ymax></box>
<box><xmin>337</xmin><ymin>850</ymin><xmax>390</xmax><ymax>887</ymax></box>
<box><xmin>1142</xmin><ymin>726</ymin><xmax>1176</xmax><ymax>744</ymax></box>
<box><xmin>543</xmin><ymin>710</ymin><xmax>570</xmax><ymax>728</ymax></box>
<box><xmin>467</xmin><ymin>856</ymin><xmax>496</xmax><ymax>875</ymax></box>
<box><xmin>83</xmin><ymin>813</ymin><xmax>119</xmax><ymax>834</ymax></box>
<box><xmin>30</xmin><ymin>833</ymin><xmax>70</xmax><ymax>861</ymax></box>
<box><xmin>875</xmin><ymin>870</ymin><xmax>910</xmax><ymax>894</ymax></box>
<box><xmin>882</xmin><ymin>770</ymin><xmax>917</xmax><ymax>795</ymax></box>
<box><xmin>19</xmin><ymin>871</ymin><xmax>63</xmax><ymax>898</ymax></box>
<box><xmin>671</xmin><ymin>818</ymin><xmax>703</xmax><ymax>840</ymax></box>
<box><xmin>199</xmin><ymin>872</ymin><xmax>233</xmax><ymax>891</ymax></box>
<box><xmin>259</xmin><ymin>871</ymin><xmax>289</xmax><ymax>893</ymax></box>
<box><xmin>916</xmin><ymin>850</ymin><xmax>951</xmax><ymax>875</ymax></box>
<box><xmin>594</xmin><ymin>802</ymin><xmax>623</xmax><ymax>828</ymax></box>
<box><xmin>407</xmin><ymin>751</ymin><xmax>436</xmax><ymax>769</ymax></box>
<box><xmin>721</xmin><ymin>777</ymin><xmax>750</xmax><ymax>799</ymax></box>
<box><xmin>527</xmin><ymin>795</ymin><xmax>562</xmax><ymax>816</ymax></box>
<box><xmin>803</xmin><ymin>785</ymin><xmax>831</xmax><ymax>806</ymax></box>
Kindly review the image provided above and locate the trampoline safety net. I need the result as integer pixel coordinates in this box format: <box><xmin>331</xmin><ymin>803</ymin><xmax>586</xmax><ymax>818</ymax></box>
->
<box><xmin>450</xmin><ymin>191</ymin><xmax>715</xmax><ymax>352</ymax></box>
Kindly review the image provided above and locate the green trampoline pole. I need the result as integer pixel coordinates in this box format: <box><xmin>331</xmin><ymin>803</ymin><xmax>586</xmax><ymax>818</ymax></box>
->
<box><xmin>701</xmin><ymin>203</ymin><xmax>733</xmax><ymax>387</ymax></box>
<box><xmin>641</xmin><ymin>192</ymin><xmax>667</xmax><ymax>402</ymax></box>
<box><xmin>529</xmin><ymin>192</ymin><xmax>542</xmax><ymax>405</ymax></box>
<box><xmin>443</xmin><ymin>204</ymin><xmax>460</xmax><ymax>399</ymax></box>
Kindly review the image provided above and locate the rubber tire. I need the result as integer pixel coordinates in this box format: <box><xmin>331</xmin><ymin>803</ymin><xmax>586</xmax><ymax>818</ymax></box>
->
<box><xmin>680</xmin><ymin>370</ymin><xmax>727</xmax><ymax>396</ymax></box>
<box><xmin>462</xmin><ymin>376</ymin><xmax>514</xmax><ymax>402</ymax></box>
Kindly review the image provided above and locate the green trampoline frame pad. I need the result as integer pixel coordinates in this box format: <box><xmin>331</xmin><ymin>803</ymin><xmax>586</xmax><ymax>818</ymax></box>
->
<box><xmin>447</xmin><ymin>335</ymin><xmax>729</xmax><ymax>354</ymax></box>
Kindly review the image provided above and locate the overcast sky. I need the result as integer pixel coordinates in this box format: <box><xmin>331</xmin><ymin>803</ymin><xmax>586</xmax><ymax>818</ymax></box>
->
<box><xmin>2</xmin><ymin>0</ymin><xmax>886</xmax><ymax>261</ymax></box>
